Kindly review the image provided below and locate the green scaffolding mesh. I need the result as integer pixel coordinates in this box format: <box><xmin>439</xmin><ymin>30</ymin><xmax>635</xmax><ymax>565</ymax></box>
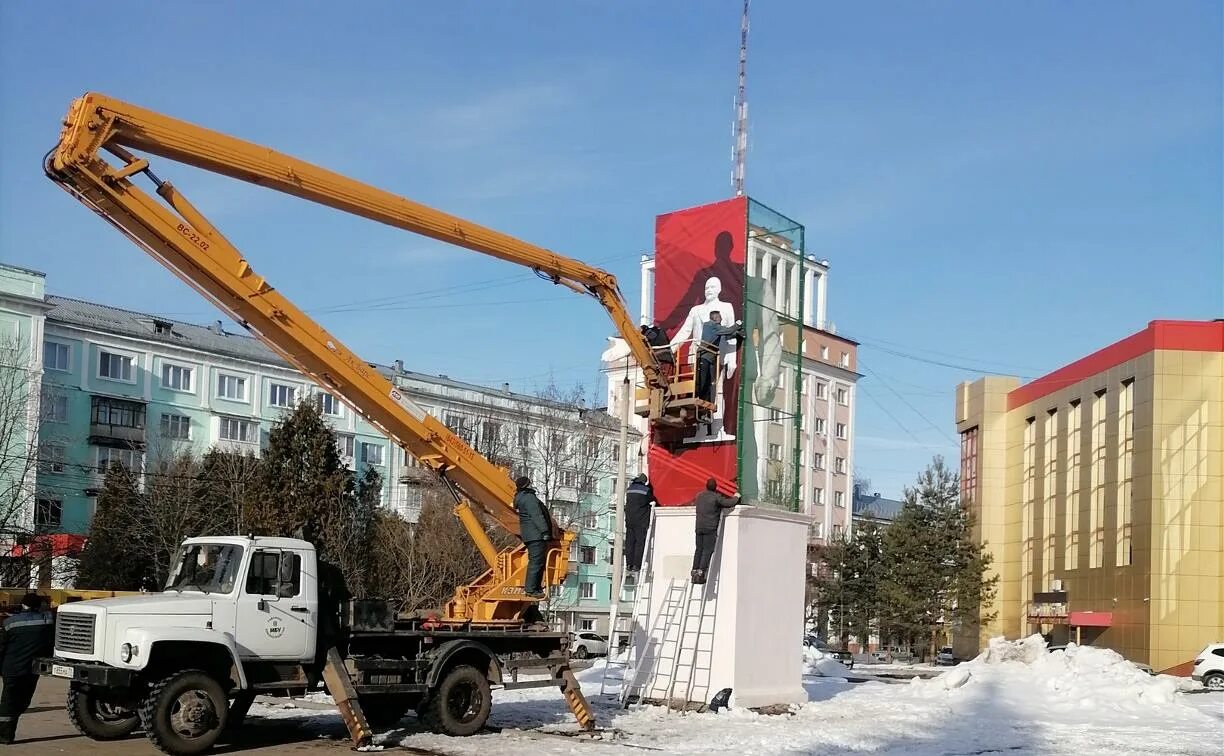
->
<box><xmin>736</xmin><ymin>199</ymin><xmax>805</xmax><ymax>512</ymax></box>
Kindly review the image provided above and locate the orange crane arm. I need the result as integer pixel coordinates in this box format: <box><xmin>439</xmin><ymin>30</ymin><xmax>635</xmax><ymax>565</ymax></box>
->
<box><xmin>43</xmin><ymin>92</ymin><xmax>667</xmax><ymax>621</ymax></box>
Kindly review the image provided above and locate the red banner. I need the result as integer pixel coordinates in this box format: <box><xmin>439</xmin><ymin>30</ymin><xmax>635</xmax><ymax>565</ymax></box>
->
<box><xmin>649</xmin><ymin>197</ymin><xmax>747</xmax><ymax>505</ymax></box>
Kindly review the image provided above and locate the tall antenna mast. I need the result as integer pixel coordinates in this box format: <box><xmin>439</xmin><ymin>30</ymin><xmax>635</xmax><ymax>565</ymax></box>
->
<box><xmin>732</xmin><ymin>0</ymin><xmax>750</xmax><ymax>197</ymax></box>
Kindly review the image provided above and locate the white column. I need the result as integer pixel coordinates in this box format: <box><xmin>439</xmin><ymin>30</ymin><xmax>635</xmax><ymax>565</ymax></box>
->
<box><xmin>789</xmin><ymin>257</ymin><xmax>802</xmax><ymax>321</ymax></box>
<box><xmin>774</xmin><ymin>259</ymin><xmax>787</xmax><ymax>312</ymax></box>
<box><xmin>803</xmin><ymin>268</ymin><xmax>815</xmax><ymax>326</ymax></box>
<box><xmin>815</xmin><ymin>272</ymin><xmax>828</xmax><ymax>330</ymax></box>
<box><xmin>640</xmin><ymin>256</ymin><xmax>654</xmax><ymax>325</ymax></box>
<box><xmin>746</xmin><ymin>240</ymin><xmax>757</xmax><ymax>277</ymax></box>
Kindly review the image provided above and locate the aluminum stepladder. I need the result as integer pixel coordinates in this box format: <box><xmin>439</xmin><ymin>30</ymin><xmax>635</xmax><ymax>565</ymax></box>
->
<box><xmin>600</xmin><ymin>511</ymin><xmax>657</xmax><ymax>698</ymax></box>
<box><xmin>620</xmin><ymin>578</ymin><xmax>687</xmax><ymax>707</ymax></box>
<box><xmin>663</xmin><ymin>517</ymin><xmax>724</xmax><ymax>713</ymax></box>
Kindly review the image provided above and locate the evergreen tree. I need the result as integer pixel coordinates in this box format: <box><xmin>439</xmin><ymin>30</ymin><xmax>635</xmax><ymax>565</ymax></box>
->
<box><xmin>242</xmin><ymin>400</ymin><xmax>380</xmax><ymax>596</ymax></box>
<box><xmin>77</xmin><ymin>465</ymin><xmax>155</xmax><ymax>590</ymax></box>
<box><xmin>879</xmin><ymin>456</ymin><xmax>998</xmax><ymax>659</ymax></box>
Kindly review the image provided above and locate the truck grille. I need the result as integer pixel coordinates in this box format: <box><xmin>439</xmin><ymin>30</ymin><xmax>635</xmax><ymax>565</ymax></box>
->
<box><xmin>55</xmin><ymin>612</ymin><xmax>96</xmax><ymax>655</ymax></box>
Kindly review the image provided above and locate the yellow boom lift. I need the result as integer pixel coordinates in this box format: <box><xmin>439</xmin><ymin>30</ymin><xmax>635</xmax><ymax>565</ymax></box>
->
<box><xmin>44</xmin><ymin>92</ymin><xmax>705</xmax><ymax>625</ymax></box>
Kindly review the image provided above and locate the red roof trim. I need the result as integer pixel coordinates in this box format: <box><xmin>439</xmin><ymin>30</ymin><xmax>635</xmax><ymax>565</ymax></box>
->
<box><xmin>1007</xmin><ymin>320</ymin><xmax>1223</xmax><ymax>410</ymax></box>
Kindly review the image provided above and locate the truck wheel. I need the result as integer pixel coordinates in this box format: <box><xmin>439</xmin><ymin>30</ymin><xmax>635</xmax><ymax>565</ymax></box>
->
<box><xmin>422</xmin><ymin>665</ymin><xmax>491</xmax><ymax>737</ymax></box>
<box><xmin>139</xmin><ymin>670</ymin><xmax>229</xmax><ymax>756</ymax></box>
<box><xmin>67</xmin><ymin>683</ymin><xmax>140</xmax><ymax>740</ymax></box>
<box><xmin>359</xmin><ymin>694</ymin><xmax>417</xmax><ymax>729</ymax></box>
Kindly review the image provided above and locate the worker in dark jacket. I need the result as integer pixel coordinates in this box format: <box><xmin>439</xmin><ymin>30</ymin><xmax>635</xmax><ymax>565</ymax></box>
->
<box><xmin>0</xmin><ymin>593</ymin><xmax>53</xmax><ymax>744</ymax></box>
<box><xmin>640</xmin><ymin>324</ymin><xmax>676</xmax><ymax>379</ymax></box>
<box><xmin>691</xmin><ymin>478</ymin><xmax>741</xmax><ymax>585</ymax></box>
<box><xmin>695</xmin><ymin>312</ymin><xmax>743</xmax><ymax>404</ymax></box>
<box><xmin>514</xmin><ymin>476</ymin><xmax>555</xmax><ymax>599</ymax></box>
<box><xmin>624</xmin><ymin>474</ymin><xmax>656</xmax><ymax>574</ymax></box>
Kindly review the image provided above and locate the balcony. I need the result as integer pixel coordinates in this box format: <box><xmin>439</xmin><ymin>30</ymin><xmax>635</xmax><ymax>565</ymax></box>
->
<box><xmin>89</xmin><ymin>396</ymin><xmax>147</xmax><ymax>449</ymax></box>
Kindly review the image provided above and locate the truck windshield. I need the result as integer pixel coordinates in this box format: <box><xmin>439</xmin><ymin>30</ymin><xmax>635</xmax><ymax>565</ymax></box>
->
<box><xmin>166</xmin><ymin>544</ymin><xmax>244</xmax><ymax>594</ymax></box>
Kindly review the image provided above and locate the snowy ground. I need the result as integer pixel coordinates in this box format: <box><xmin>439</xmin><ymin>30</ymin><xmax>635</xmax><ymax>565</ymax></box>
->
<box><xmin>250</xmin><ymin>636</ymin><xmax>1224</xmax><ymax>755</ymax></box>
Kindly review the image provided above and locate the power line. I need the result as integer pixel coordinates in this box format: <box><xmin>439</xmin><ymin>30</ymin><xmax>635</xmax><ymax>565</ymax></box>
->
<box><xmin>861</xmin><ymin>363</ymin><xmax>957</xmax><ymax>444</ymax></box>
<box><xmin>857</xmin><ymin>385</ymin><xmax>923</xmax><ymax>446</ymax></box>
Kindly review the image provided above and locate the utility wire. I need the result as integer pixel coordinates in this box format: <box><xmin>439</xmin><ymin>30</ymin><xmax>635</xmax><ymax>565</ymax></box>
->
<box><xmin>861</xmin><ymin>362</ymin><xmax>957</xmax><ymax>444</ymax></box>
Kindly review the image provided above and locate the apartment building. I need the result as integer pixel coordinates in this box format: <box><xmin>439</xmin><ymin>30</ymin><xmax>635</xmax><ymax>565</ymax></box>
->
<box><xmin>1</xmin><ymin>265</ymin><xmax>636</xmax><ymax>629</ymax></box>
<box><xmin>954</xmin><ymin>320</ymin><xmax>1223</xmax><ymax>672</ymax></box>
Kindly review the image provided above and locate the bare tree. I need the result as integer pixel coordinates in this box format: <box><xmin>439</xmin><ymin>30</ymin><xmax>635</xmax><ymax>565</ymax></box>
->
<box><xmin>0</xmin><ymin>334</ymin><xmax>44</xmax><ymax>545</ymax></box>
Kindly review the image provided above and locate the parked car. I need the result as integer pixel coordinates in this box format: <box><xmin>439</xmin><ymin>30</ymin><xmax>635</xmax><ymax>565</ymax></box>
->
<box><xmin>936</xmin><ymin>646</ymin><xmax>958</xmax><ymax>666</ymax></box>
<box><xmin>829</xmin><ymin>650</ymin><xmax>854</xmax><ymax>669</ymax></box>
<box><xmin>1191</xmin><ymin>642</ymin><xmax>1224</xmax><ymax>690</ymax></box>
<box><xmin>569</xmin><ymin>631</ymin><xmax>609</xmax><ymax>659</ymax></box>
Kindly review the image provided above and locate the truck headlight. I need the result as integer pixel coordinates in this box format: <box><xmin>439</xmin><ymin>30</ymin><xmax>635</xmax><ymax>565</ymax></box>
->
<box><xmin>120</xmin><ymin>643</ymin><xmax>133</xmax><ymax>663</ymax></box>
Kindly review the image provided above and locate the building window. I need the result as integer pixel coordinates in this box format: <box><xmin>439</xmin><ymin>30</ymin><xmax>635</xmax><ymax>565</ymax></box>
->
<box><xmin>219</xmin><ymin>417</ymin><xmax>258</xmax><ymax>443</ymax></box>
<box><xmin>960</xmin><ymin>426</ymin><xmax>979</xmax><ymax>509</ymax></box>
<box><xmin>820</xmin><ymin>345</ymin><xmax>829</xmax><ymax>360</ymax></box>
<box><xmin>44</xmin><ymin>342</ymin><xmax>70</xmax><ymax>372</ymax></box>
<box><xmin>96</xmin><ymin>446</ymin><xmax>140</xmax><ymax>473</ymax></box>
<box><xmin>581</xmin><ymin>511</ymin><xmax>597</xmax><ymax>530</ymax></box>
<box><xmin>813</xmin><ymin>520</ymin><xmax>825</xmax><ymax>539</ymax></box>
<box><xmin>360</xmin><ymin>442</ymin><xmax>384</xmax><ymax>466</ymax></box>
<box><xmin>1021</xmin><ymin>417</ymin><xmax>1036</xmax><ymax>601</ymax></box>
<box><xmin>835</xmin><ymin>490</ymin><xmax>846</xmax><ymax>508</ymax></box>
<box><xmin>835</xmin><ymin>422</ymin><xmax>847</xmax><ymax>439</ymax></box>
<box><xmin>834</xmin><ymin>457</ymin><xmax>846</xmax><ymax>474</ymax></box>
<box><xmin>1041</xmin><ymin>409</ymin><xmax>1058</xmax><ymax>590</ymax></box>
<box><xmin>1089</xmin><ymin>390</ymin><xmax>1107</xmax><ymax>569</ymax></box>
<box><xmin>832</xmin><ymin>523</ymin><xmax>844</xmax><ymax>539</ymax></box>
<box><xmin>768</xmin><ymin>443</ymin><xmax>782</xmax><ymax>461</ymax></box>
<box><xmin>481</xmin><ymin>421</ymin><xmax>503</xmax><ymax>446</ymax></box>
<box><xmin>337</xmin><ymin>434</ymin><xmax>355</xmax><ymax>460</ymax></box>
<box><xmin>160</xmin><ymin>413</ymin><xmax>191</xmax><ymax>440</ymax></box>
<box><xmin>813</xmin><ymin>452</ymin><xmax>825</xmax><ymax>470</ymax></box>
<box><xmin>1116</xmin><ymin>379</ymin><xmax>1134</xmax><ymax>567</ymax></box>
<box><xmin>1065</xmin><ymin>400</ymin><xmax>1082</xmax><ymax>571</ymax></box>
<box><xmin>161</xmin><ymin>363</ymin><xmax>193</xmax><ymax>392</ymax></box>
<box><xmin>580</xmin><ymin>546</ymin><xmax>596</xmax><ymax>564</ymax></box>
<box><xmin>518</xmin><ymin>426</ymin><xmax>534</xmax><ymax>447</ymax></box>
<box><xmin>839</xmin><ymin>352</ymin><xmax>850</xmax><ymax>368</ymax></box>
<box><xmin>317</xmin><ymin>392</ymin><xmax>343</xmax><ymax>417</ymax></box>
<box><xmin>269</xmin><ymin>383</ymin><xmax>297</xmax><ymax>407</ymax></box>
<box><xmin>444</xmin><ymin>414</ymin><xmax>471</xmax><ymax>442</ymax></box>
<box><xmin>38</xmin><ymin>444</ymin><xmax>66</xmax><ymax>474</ymax></box>
<box><xmin>768</xmin><ymin>407</ymin><xmax>784</xmax><ymax>422</ymax></box>
<box><xmin>216</xmin><ymin>373</ymin><xmax>247</xmax><ymax>401</ymax></box>
<box><xmin>579</xmin><ymin>581</ymin><xmax>595</xmax><ymax>600</ymax></box>
<box><xmin>814</xmin><ymin>487</ymin><xmax>825</xmax><ymax>505</ymax></box>
<box><xmin>814</xmin><ymin>417</ymin><xmax>826</xmax><ymax>435</ymax></box>
<box><xmin>35</xmin><ymin>498</ymin><xmax>62</xmax><ymax>531</ymax></box>
<box><xmin>836</xmin><ymin>387</ymin><xmax>848</xmax><ymax>405</ymax></box>
<box><xmin>549</xmin><ymin>433</ymin><xmax>566</xmax><ymax>453</ymax></box>
<box><xmin>814</xmin><ymin>382</ymin><xmax>828</xmax><ymax>399</ymax></box>
<box><xmin>45</xmin><ymin>394</ymin><xmax>68</xmax><ymax>423</ymax></box>
<box><xmin>90</xmin><ymin>396</ymin><xmax>145</xmax><ymax>428</ymax></box>
<box><xmin>579</xmin><ymin>618</ymin><xmax>595</xmax><ymax>631</ymax></box>
<box><xmin>98</xmin><ymin>350</ymin><xmax>135</xmax><ymax>382</ymax></box>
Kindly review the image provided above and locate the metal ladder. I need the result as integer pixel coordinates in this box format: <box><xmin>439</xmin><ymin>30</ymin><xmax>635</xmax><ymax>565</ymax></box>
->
<box><xmin>619</xmin><ymin>579</ymin><xmax>688</xmax><ymax>707</ymax></box>
<box><xmin>600</xmin><ymin>514</ymin><xmax>656</xmax><ymax>698</ymax></box>
<box><xmin>665</xmin><ymin>581</ymin><xmax>713</xmax><ymax>712</ymax></box>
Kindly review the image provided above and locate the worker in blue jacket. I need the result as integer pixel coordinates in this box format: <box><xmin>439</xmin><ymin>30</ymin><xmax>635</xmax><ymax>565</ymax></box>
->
<box><xmin>624</xmin><ymin>474</ymin><xmax>656</xmax><ymax>575</ymax></box>
<box><xmin>0</xmin><ymin>593</ymin><xmax>53</xmax><ymax>744</ymax></box>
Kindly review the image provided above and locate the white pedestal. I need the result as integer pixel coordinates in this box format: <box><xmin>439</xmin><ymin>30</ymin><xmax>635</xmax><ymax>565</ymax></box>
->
<box><xmin>627</xmin><ymin>505</ymin><xmax>811</xmax><ymax>710</ymax></box>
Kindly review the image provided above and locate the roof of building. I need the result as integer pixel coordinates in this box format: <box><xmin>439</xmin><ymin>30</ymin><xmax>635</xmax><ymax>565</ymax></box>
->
<box><xmin>852</xmin><ymin>488</ymin><xmax>905</xmax><ymax>522</ymax></box>
<box><xmin>1007</xmin><ymin>319</ymin><xmax>1224</xmax><ymax>410</ymax></box>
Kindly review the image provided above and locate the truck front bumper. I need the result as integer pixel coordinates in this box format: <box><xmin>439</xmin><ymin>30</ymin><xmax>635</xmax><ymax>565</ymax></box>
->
<box><xmin>36</xmin><ymin>658</ymin><xmax>135</xmax><ymax>688</ymax></box>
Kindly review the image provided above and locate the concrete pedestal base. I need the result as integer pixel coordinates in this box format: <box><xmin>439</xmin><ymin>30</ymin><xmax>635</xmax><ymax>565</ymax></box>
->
<box><xmin>626</xmin><ymin>505</ymin><xmax>811</xmax><ymax>710</ymax></box>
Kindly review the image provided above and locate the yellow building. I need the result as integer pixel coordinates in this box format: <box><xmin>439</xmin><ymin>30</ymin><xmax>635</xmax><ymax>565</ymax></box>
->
<box><xmin>954</xmin><ymin>320</ymin><xmax>1223</xmax><ymax>673</ymax></box>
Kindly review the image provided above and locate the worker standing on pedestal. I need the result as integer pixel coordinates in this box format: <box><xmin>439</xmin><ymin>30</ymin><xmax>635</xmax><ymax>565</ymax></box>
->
<box><xmin>623</xmin><ymin>473</ymin><xmax>656</xmax><ymax>578</ymax></box>
<box><xmin>691</xmin><ymin>478</ymin><xmax>741</xmax><ymax>585</ymax></box>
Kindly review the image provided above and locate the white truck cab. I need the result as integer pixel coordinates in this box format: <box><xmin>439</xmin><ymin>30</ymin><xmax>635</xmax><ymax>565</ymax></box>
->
<box><xmin>41</xmin><ymin>536</ymin><xmax>321</xmax><ymax>755</ymax></box>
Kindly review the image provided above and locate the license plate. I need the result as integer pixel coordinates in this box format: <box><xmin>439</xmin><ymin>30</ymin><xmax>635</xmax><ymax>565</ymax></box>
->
<box><xmin>51</xmin><ymin>664</ymin><xmax>73</xmax><ymax>679</ymax></box>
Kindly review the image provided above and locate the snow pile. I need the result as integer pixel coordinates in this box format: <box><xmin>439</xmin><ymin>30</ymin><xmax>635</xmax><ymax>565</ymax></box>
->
<box><xmin>803</xmin><ymin>646</ymin><xmax>850</xmax><ymax>678</ymax></box>
<box><xmin>915</xmin><ymin>634</ymin><xmax>1184</xmax><ymax>710</ymax></box>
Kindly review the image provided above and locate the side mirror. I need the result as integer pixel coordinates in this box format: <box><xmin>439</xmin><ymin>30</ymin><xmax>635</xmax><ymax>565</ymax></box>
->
<box><xmin>257</xmin><ymin>599</ymin><xmax>268</xmax><ymax>611</ymax></box>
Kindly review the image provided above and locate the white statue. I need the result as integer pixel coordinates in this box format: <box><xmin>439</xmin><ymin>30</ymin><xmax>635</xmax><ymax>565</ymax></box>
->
<box><xmin>670</xmin><ymin>276</ymin><xmax>738</xmax><ymax>442</ymax></box>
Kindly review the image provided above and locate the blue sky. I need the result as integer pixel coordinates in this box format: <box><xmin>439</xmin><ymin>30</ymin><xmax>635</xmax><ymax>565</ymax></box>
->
<box><xmin>2</xmin><ymin>2</ymin><xmax>1220</xmax><ymax>497</ymax></box>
